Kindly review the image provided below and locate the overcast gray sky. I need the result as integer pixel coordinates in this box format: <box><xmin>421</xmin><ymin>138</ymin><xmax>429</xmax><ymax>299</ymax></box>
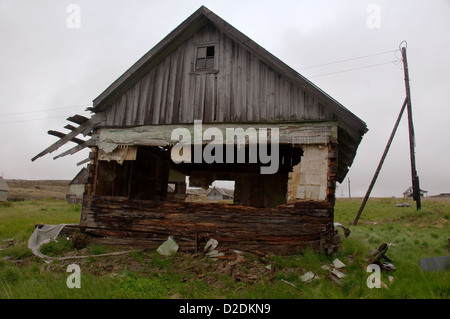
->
<box><xmin>0</xmin><ymin>0</ymin><xmax>449</xmax><ymax>197</ymax></box>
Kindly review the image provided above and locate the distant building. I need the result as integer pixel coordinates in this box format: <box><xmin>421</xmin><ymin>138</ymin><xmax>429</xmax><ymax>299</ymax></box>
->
<box><xmin>206</xmin><ymin>186</ymin><xmax>234</xmax><ymax>201</ymax></box>
<box><xmin>67</xmin><ymin>168</ymin><xmax>88</xmax><ymax>203</ymax></box>
<box><xmin>403</xmin><ymin>186</ymin><xmax>427</xmax><ymax>199</ymax></box>
<box><xmin>0</xmin><ymin>177</ymin><xmax>10</xmax><ymax>202</ymax></box>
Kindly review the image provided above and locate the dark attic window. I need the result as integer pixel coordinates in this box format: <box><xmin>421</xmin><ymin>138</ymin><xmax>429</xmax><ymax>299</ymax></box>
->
<box><xmin>195</xmin><ymin>45</ymin><xmax>216</xmax><ymax>70</ymax></box>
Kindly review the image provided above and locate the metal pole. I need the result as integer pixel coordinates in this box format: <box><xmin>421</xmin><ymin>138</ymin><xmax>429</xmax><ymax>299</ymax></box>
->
<box><xmin>353</xmin><ymin>98</ymin><xmax>408</xmax><ymax>225</ymax></box>
<box><xmin>401</xmin><ymin>45</ymin><xmax>421</xmax><ymax>210</ymax></box>
<box><xmin>348</xmin><ymin>178</ymin><xmax>351</xmax><ymax>199</ymax></box>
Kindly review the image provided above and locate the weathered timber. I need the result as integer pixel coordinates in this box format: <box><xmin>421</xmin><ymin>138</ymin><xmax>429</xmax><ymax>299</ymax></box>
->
<box><xmin>32</xmin><ymin>113</ymin><xmax>105</xmax><ymax>162</ymax></box>
<box><xmin>80</xmin><ymin>195</ymin><xmax>338</xmax><ymax>254</ymax></box>
<box><xmin>47</xmin><ymin>130</ymin><xmax>85</xmax><ymax>145</ymax></box>
<box><xmin>67</xmin><ymin>114</ymin><xmax>90</xmax><ymax>125</ymax></box>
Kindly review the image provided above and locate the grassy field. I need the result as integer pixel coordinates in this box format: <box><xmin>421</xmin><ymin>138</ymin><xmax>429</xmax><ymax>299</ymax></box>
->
<box><xmin>0</xmin><ymin>197</ymin><xmax>448</xmax><ymax>299</ymax></box>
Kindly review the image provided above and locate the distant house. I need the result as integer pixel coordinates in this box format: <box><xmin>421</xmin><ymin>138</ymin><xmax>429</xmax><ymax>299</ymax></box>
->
<box><xmin>67</xmin><ymin>168</ymin><xmax>88</xmax><ymax>203</ymax></box>
<box><xmin>206</xmin><ymin>186</ymin><xmax>234</xmax><ymax>201</ymax></box>
<box><xmin>403</xmin><ymin>186</ymin><xmax>427</xmax><ymax>199</ymax></box>
<box><xmin>0</xmin><ymin>177</ymin><xmax>10</xmax><ymax>202</ymax></box>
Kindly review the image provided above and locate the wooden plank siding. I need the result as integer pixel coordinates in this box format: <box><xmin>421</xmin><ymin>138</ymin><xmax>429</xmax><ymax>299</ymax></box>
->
<box><xmin>104</xmin><ymin>22</ymin><xmax>334</xmax><ymax>128</ymax></box>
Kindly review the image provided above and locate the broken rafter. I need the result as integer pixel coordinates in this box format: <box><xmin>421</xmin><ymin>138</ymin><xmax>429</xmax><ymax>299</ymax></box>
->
<box><xmin>77</xmin><ymin>158</ymin><xmax>90</xmax><ymax>166</ymax></box>
<box><xmin>31</xmin><ymin>112</ymin><xmax>105</xmax><ymax>162</ymax></box>
<box><xmin>47</xmin><ymin>130</ymin><xmax>85</xmax><ymax>145</ymax></box>
<box><xmin>67</xmin><ymin>114</ymin><xmax>89</xmax><ymax>125</ymax></box>
<box><xmin>65</xmin><ymin>124</ymin><xmax>92</xmax><ymax>136</ymax></box>
<box><xmin>53</xmin><ymin>138</ymin><xmax>96</xmax><ymax>160</ymax></box>
<box><xmin>64</xmin><ymin>124</ymin><xmax>78</xmax><ymax>131</ymax></box>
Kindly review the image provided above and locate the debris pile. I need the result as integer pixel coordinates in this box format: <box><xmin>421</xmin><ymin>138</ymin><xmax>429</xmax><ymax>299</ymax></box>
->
<box><xmin>321</xmin><ymin>258</ymin><xmax>347</xmax><ymax>282</ymax></box>
<box><xmin>368</xmin><ymin>243</ymin><xmax>396</xmax><ymax>272</ymax></box>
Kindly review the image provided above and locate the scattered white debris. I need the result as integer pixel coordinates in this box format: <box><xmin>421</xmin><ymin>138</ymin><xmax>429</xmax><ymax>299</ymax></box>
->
<box><xmin>332</xmin><ymin>258</ymin><xmax>346</xmax><ymax>269</ymax></box>
<box><xmin>157</xmin><ymin>236</ymin><xmax>179</xmax><ymax>256</ymax></box>
<box><xmin>300</xmin><ymin>271</ymin><xmax>316</xmax><ymax>283</ymax></box>
<box><xmin>280</xmin><ymin>279</ymin><xmax>299</xmax><ymax>289</ymax></box>
<box><xmin>321</xmin><ymin>264</ymin><xmax>332</xmax><ymax>272</ymax></box>
<box><xmin>322</xmin><ymin>259</ymin><xmax>348</xmax><ymax>281</ymax></box>
<box><xmin>205</xmin><ymin>249</ymin><xmax>224</xmax><ymax>259</ymax></box>
<box><xmin>331</xmin><ymin>268</ymin><xmax>346</xmax><ymax>279</ymax></box>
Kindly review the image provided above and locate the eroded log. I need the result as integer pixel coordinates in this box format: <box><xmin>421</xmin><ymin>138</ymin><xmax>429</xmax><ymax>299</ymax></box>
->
<box><xmin>80</xmin><ymin>195</ymin><xmax>339</xmax><ymax>254</ymax></box>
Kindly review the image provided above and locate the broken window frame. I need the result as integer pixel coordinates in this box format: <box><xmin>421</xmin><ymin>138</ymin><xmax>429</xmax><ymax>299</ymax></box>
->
<box><xmin>193</xmin><ymin>42</ymin><xmax>219</xmax><ymax>73</ymax></box>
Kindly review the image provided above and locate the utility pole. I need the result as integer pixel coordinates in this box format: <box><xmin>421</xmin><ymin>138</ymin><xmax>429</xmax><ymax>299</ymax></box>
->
<box><xmin>401</xmin><ymin>44</ymin><xmax>421</xmax><ymax>210</ymax></box>
<box><xmin>353</xmin><ymin>42</ymin><xmax>421</xmax><ymax>225</ymax></box>
<box><xmin>353</xmin><ymin>98</ymin><xmax>407</xmax><ymax>225</ymax></box>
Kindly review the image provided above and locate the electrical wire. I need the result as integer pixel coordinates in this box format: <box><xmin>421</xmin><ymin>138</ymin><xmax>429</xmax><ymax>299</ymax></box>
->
<box><xmin>299</xmin><ymin>49</ymin><xmax>398</xmax><ymax>70</ymax></box>
<box><xmin>0</xmin><ymin>104</ymin><xmax>91</xmax><ymax>117</ymax></box>
<box><xmin>308</xmin><ymin>60</ymin><xmax>399</xmax><ymax>78</ymax></box>
<box><xmin>0</xmin><ymin>115</ymin><xmax>69</xmax><ymax>125</ymax></box>
<box><xmin>0</xmin><ymin>49</ymin><xmax>402</xmax><ymax>123</ymax></box>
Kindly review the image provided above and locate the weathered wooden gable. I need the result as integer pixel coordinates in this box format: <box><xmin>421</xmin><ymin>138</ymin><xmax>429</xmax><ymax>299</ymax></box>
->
<box><xmin>104</xmin><ymin>22</ymin><xmax>334</xmax><ymax>127</ymax></box>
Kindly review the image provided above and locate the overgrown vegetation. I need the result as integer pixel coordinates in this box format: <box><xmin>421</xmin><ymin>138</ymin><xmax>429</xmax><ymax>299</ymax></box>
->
<box><xmin>0</xmin><ymin>198</ymin><xmax>448</xmax><ymax>299</ymax></box>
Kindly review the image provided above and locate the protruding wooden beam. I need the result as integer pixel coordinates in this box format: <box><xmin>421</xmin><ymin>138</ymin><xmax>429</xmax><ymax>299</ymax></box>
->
<box><xmin>65</xmin><ymin>124</ymin><xmax>92</xmax><ymax>136</ymax></box>
<box><xmin>53</xmin><ymin>138</ymin><xmax>95</xmax><ymax>160</ymax></box>
<box><xmin>77</xmin><ymin>158</ymin><xmax>90</xmax><ymax>166</ymax></box>
<box><xmin>31</xmin><ymin>113</ymin><xmax>105</xmax><ymax>162</ymax></box>
<box><xmin>48</xmin><ymin>130</ymin><xmax>85</xmax><ymax>145</ymax></box>
<box><xmin>67</xmin><ymin>114</ymin><xmax>89</xmax><ymax>125</ymax></box>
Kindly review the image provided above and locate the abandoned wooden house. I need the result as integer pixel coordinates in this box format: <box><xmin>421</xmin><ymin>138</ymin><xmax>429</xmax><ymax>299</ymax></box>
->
<box><xmin>403</xmin><ymin>186</ymin><xmax>427</xmax><ymax>199</ymax></box>
<box><xmin>66</xmin><ymin>167</ymin><xmax>89</xmax><ymax>204</ymax></box>
<box><xmin>0</xmin><ymin>177</ymin><xmax>10</xmax><ymax>202</ymax></box>
<box><xmin>206</xmin><ymin>186</ymin><xmax>234</xmax><ymax>201</ymax></box>
<box><xmin>32</xmin><ymin>6</ymin><xmax>367</xmax><ymax>254</ymax></box>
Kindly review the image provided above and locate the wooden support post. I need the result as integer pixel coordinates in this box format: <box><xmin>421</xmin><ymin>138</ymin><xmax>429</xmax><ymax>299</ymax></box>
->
<box><xmin>353</xmin><ymin>99</ymin><xmax>407</xmax><ymax>225</ymax></box>
<box><xmin>401</xmin><ymin>45</ymin><xmax>421</xmax><ymax>210</ymax></box>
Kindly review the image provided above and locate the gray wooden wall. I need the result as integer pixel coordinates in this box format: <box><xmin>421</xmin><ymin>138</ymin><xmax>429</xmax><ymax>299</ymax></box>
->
<box><xmin>104</xmin><ymin>22</ymin><xmax>334</xmax><ymax>127</ymax></box>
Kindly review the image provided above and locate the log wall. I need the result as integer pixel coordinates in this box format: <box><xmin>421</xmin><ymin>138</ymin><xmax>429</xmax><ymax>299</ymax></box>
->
<box><xmin>79</xmin><ymin>195</ymin><xmax>340</xmax><ymax>254</ymax></box>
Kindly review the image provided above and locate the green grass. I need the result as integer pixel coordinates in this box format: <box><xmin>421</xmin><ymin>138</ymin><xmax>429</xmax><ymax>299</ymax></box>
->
<box><xmin>0</xmin><ymin>198</ymin><xmax>448</xmax><ymax>299</ymax></box>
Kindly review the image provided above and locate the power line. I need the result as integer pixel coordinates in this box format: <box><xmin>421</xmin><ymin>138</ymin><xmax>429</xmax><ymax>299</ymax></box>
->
<box><xmin>0</xmin><ymin>115</ymin><xmax>69</xmax><ymax>125</ymax></box>
<box><xmin>308</xmin><ymin>60</ymin><xmax>398</xmax><ymax>78</ymax></box>
<box><xmin>0</xmin><ymin>104</ymin><xmax>91</xmax><ymax>117</ymax></box>
<box><xmin>299</xmin><ymin>49</ymin><xmax>398</xmax><ymax>70</ymax></box>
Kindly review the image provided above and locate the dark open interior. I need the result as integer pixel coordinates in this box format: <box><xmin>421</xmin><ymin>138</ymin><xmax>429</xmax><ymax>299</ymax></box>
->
<box><xmin>94</xmin><ymin>144</ymin><xmax>303</xmax><ymax>208</ymax></box>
